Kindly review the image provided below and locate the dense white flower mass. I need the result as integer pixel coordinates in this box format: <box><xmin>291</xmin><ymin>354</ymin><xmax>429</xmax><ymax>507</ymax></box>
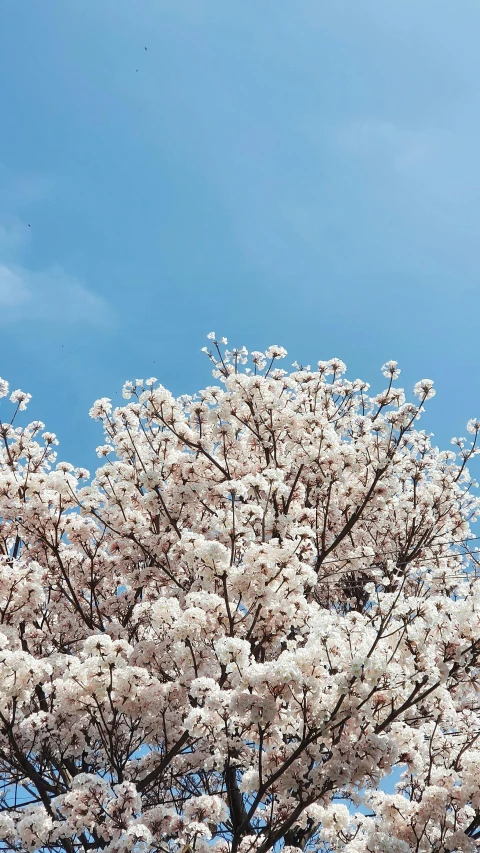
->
<box><xmin>1</xmin><ymin>339</ymin><xmax>480</xmax><ymax>853</ymax></box>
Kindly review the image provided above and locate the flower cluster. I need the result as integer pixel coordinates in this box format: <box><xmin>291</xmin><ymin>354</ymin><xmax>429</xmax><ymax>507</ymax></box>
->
<box><xmin>1</xmin><ymin>337</ymin><xmax>480</xmax><ymax>853</ymax></box>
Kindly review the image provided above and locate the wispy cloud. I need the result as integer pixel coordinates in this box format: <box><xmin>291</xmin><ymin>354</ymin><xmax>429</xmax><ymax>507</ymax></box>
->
<box><xmin>0</xmin><ymin>163</ymin><xmax>55</xmax><ymax>209</ymax></box>
<box><xmin>0</xmin><ymin>261</ymin><xmax>110</xmax><ymax>325</ymax></box>
<box><xmin>0</xmin><ymin>215</ymin><xmax>31</xmax><ymax>259</ymax></box>
<box><xmin>336</xmin><ymin>118</ymin><xmax>430</xmax><ymax>173</ymax></box>
<box><xmin>334</xmin><ymin>117</ymin><xmax>480</xmax><ymax>239</ymax></box>
<box><xmin>0</xmin><ymin>190</ymin><xmax>110</xmax><ymax>327</ymax></box>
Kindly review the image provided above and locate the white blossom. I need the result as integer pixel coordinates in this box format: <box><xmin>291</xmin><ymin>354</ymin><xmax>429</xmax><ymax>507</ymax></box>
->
<box><xmin>0</xmin><ymin>340</ymin><xmax>478</xmax><ymax>853</ymax></box>
<box><xmin>413</xmin><ymin>378</ymin><xmax>436</xmax><ymax>400</ymax></box>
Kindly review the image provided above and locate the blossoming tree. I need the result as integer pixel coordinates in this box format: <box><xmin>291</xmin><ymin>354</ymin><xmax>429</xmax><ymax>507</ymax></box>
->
<box><xmin>2</xmin><ymin>337</ymin><xmax>480</xmax><ymax>853</ymax></box>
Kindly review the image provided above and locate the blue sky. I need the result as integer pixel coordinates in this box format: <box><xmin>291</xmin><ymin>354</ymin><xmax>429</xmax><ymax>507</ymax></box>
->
<box><xmin>2</xmin><ymin>0</ymin><xmax>480</xmax><ymax>470</ymax></box>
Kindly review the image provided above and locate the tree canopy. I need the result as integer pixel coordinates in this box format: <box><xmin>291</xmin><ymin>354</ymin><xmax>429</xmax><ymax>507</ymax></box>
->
<box><xmin>1</xmin><ymin>338</ymin><xmax>480</xmax><ymax>853</ymax></box>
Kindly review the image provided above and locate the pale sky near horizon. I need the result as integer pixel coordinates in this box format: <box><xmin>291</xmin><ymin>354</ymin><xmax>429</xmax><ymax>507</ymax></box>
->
<box><xmin>2</xmin><ymin>1</ymin><xmax>480</xmax><ymax>471</ymax></box>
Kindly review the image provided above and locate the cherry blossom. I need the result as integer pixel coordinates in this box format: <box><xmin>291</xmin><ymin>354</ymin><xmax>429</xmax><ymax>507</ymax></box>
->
<box><xmin>1</xmin><ymin>339</ymin><xmax>480</xmax><ymax>853</ymax></box>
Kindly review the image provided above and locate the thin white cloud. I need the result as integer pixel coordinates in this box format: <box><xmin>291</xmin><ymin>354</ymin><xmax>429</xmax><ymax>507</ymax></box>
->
<box><xmin>0</xmin><ymin>264</ymin><xmax>29</xmax><ymax>308</ymax></box>
<box><xmin>0</xmin><ymin>261</ymin><xmax>110</xmax><ymax>326</ymax></box>
<box><xmin>336</xmin><ymin>118</ymin><xmax>430</xmax><ymax>173</ymax></box>
<box><xmin>0</xmin><ymin>216</ymin><xmax>31</xmax><ymax>259</ymax></box>
<box><xmin>0</xmin><ymin>163</ymin><xmax>54</xmax><ymax>209</ymax></box>
<box><xmin>0</xmin><ymin>165</ymin><xmax>110</xmax><ymax>327</ymax></box>
<box><xmin>0</xmin><ymin>192</ymin><xmax>111</xmax><ymax>327</ymax></box>
<box><xmin>334</xmin><ymin>118</ymin><xmax>480</xmax><ymax>238</ymax></box>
